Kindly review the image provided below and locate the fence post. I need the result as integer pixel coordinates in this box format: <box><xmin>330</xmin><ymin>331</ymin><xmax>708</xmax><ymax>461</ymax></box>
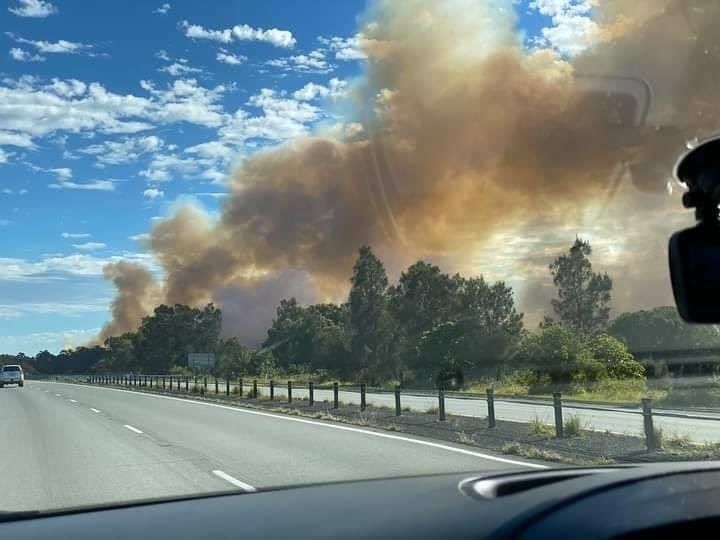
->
<box><xmin>642</xmin><ymin>398</ymin><xmax>657</xmax><ymax>450</ymax></box>
<box><xmin>288</xmin><ymin>380</ymin><xmax>293</xmax><ymax>403</ymax></box>
<box><xmin>185</xmin><ymin>377</ymin><xmax>189</xmax><ymax>391</ymax></box>
<box><xmin>333</xmin><ymin>382</ymin><xmax>339</xmax><ymax>409</ymax></box>
<box><xmin>309</xmin><ymin>381</ymin><xmax>314</xmax><ymax>406</ymax></box>
<box><xmin>194</xmin><ymin>376</ymin><xmax>198</xmax><ymax>388</ymax></box>
<box><xmin>553</xmin><ymin>392</ymin><xmax>564</xmax><ymax>438</ymax></box>
<box><xmin>270</xmin><ymin>380</ymin><xmax>275</xmax><ymax>400</ymax></box>
<box><xmin>177</xmin><ymin>377</ymin><xmax>181</xmax><ymax>391</ymax></box>
<box><xmin>215</xmin><ymin>379</ymin><xmax>219</xmax><ymax>394</ymax></box>
<box><xmin>226</xmin><ymin>379</ymin><xmax>230</xmax><ymax>396</ymax></box>
<box><xmin>162</xmin><ymin>376</ymin><xmax>165</xmax><ymax>389</ymax></box>
<box><xmin>253</xmin><ymin>379</ymin><xmax>258</xmax><ymax>399</ymax></box>
<box><xmin>149</xmin><ymin>376</ymin><xmax>153</xmax><ymax>388</ymax></box>
<box><xmin>438</xmin><ymin>389</ymin><xmax>446</xmax><ymax>421</ymax></box>
<box><xmin>239</xmin><ymin>377</ymin><xmax>243</xmax><ymax>397</ymax></box>
<box><xmin>360</xmin><ymin>383</ymin><xmax>366</xmax><ymax>412</ymax></box>
<box><xmin>395</xmin><ymin>385</ymin><xmax>402</xmax><ymax>416</ymax></box>
<box><xmin>487</xmin><ymin>388</ymin><xmax>496</xmax><ymax>428</ymax></box>
<box><xmin>204</xmin><ymin>377</ymin><xmax>208</xmax><ymax>392</ymax></box>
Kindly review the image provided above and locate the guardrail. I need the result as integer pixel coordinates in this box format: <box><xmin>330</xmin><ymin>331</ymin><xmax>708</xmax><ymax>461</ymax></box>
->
<box><xmin>77</xmin><ymin>373</ymin><xmax>712</xmax><ymax>451</ymax></box>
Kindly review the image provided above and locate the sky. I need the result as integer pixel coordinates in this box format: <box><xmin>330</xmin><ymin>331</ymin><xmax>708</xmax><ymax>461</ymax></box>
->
<box><xmin>0</xmin><ymin>0</ymin><xmax>599</xmax><ymax>354</ymax></box>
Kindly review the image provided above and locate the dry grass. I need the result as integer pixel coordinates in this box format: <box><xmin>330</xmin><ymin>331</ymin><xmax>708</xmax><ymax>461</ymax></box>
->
<box><xmin>529</xmin><ymin>416</ymin><xmax>554</xmax><ymax>437</ymax></box>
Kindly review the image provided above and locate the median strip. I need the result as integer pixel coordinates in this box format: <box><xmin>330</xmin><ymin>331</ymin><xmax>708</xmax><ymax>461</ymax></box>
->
<box><xmin>212</xmin><ymin>470</ymin><xmax>256</xmax><ymax>492</ymax></box>
<box><xmin>123</xmin><ymin>424</ymin><xmax>143</xmax><ymax>434</ymax></box>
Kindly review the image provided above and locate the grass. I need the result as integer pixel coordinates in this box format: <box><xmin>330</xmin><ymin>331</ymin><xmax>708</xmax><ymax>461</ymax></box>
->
<box><xmin>456</xmin><ymin>430</ymin><xmax>474</xmax><ymax>444</ymax></box>
<box><xmin>653</xmin><ymin>427</ymin><xmax>664</xmax><ymax>450</ymax></box>
<box><xmin>502</xmin><ymin>442</ymin><xmax>615</xmax><ymax>466</ymax></box>
<box><xmin>529</xmin><ymin>416</ymin><xmax>554</xmax><ymax>437</ymax></box>
<box><xmin>425</xmin><ymin>406</ymin><xmax>439</xmax><ymax>415</ymax></box>
<box><xmin>563</xmin><ymin>415</ymin><xmax>586</xmax><ymax>438</ymax></box>
<box><xmin>666</xmin><ymin>432</ymin><xmax>691</xmax><ymax>448</ymax></box>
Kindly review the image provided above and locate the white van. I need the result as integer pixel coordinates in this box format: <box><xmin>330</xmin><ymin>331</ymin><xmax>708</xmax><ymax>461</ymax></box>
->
<box><xmin>0</xmin><ymin>365</ymin><xmax>24</xmax><ymax>387</ymax></box>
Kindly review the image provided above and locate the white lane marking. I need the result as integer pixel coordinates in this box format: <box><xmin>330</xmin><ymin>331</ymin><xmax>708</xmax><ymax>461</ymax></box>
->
<box><xmin>55</xmin><ymin>394</ymin><xmax>62</xmax><ymax>397</ymax></box>
<box><xmin>124</xmin><ymin>424</ymin><xmax>143</xmax><ymax>434</ymax></box>
<box><xmin>70</xmin><ymin>399</ymin><xmax>77</xmax><ymax>403</ymax></box>
<box><xmin>44</xmin><ymin>390</ymin><xmax>49</xmax><ymax>393</ymax></box>
<box><xmin>42</xmin><ymin>382</ymin><xmax>546</xmax><ymax>469</ymax></box>
<box><xmin>90</xmin><ymin>408</ymin><xmax>101</xmax><ymax>413</ymax></box>
<box><xmin>212</xmin><ymin>470</ymin><xmax>257</xmax><ymax>492</ymax></box>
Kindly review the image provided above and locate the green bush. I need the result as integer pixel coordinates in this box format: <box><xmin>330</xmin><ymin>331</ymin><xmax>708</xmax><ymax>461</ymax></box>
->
<box><xmin>563</xmin><ymin>414</ymin><xmax>585</xmax><ymax>437</ymax></box>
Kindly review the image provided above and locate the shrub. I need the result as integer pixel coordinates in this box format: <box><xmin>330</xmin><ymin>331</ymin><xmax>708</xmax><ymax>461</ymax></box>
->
<box><xmin>563</xmin><ymin>414</ymin><xmax>585</xmax><ymax>437</ymax></box>
<box><xmin>191</xmin><ymin>384</ymin><xmax>200</xmax><ymax>393</ymax></box>
<box><xmin>529</xmin><ymin>416</ymin><xmax>554</xmax><ymax>436</ymax></box>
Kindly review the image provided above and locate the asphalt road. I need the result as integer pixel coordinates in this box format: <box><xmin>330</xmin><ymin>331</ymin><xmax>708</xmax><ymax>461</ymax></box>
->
<box><xmin>237</xmin><ymin>383</ymin><xmax>720</xmax><ymax>443</ymax></box>
<box><xmin>0</xmin><ymin>381</ymin><xmax>545</xmax><ymax>513</ymax></box>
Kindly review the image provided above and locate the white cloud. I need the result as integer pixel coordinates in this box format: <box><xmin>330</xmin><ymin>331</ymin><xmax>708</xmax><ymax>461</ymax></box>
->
<box><xmin>154</xmin><ymin>3</ymin><xmax>170</xmax><ymax>14</ymax></box>
<box><xmin>0</xmin><ymin>328</ymin><xmax>101</xmax><ymax>354</ymax></box>
<box><xmin>140</xmin><ymin>78</ymin><xmax>227</xmax><ymax>127</ymax></box>
<box><xmin>6</xmin><ymin>33</ymin><xmax>94</xmax><ymax>55</ymax></box>
<box><xmin>155</xmin><ymin>49</ymin><xmax>171</xmax><ymax>62</ymax></box>
<box><xmin>231</xmin><ymin>24</ymin><xmax>296</xmax><ymax>48</ymax></box>
<box><xmin>220</xmin><ymin>88</ymin><xmax>322</xmax><ymax>143</ymax></box>
<box><xmin>0</xmin><ymin>76</ymin><xmax>227</xmax><ymax>146</ymax></box>
<box><xmin>1</xmin><ymin>188</ymin><xmax>28</xmax><ymax>195</ymax></box>
<box><xmin>0</xmin><ymin>253</ymin><xmax>156</xmax><ymax>281</ymax></box>
<box><xmin>180</xmin><ymin>20</ymin><xmax>295</xmax><ymax>48</ymax></box>
<box><xmin>529</xmin><ymin>0</ymin><xmax>597</xmax><ymax>56</ymax></box>
<box><xmin>90</xmin><ymin>138</ymin><xmax>161</xmax><ymax>165</ymax></box>
<box><xmin>61</xmin><ymin>232</ymin><xmax>91</xmax><ymax>238</ymax></box>
<box><xmin>267</xmin><ymin>53</ymin><xmax>333</xmax><ymax>74</ymax></box>
<box><xmin>0</xmin><ymin>130</ymin><xmax>33</xmax><ymax>147</ymax></box>
<box><xmin>319</xmin><ymin>34</ymin><xmax>367</xmax><ymax>60</ymax></box>
<box><xmin>293</xmin><ymin>78</ymin><xmax>348</xmax><ymax>101</ymax></box>
<box><xmin>8</xmin><ymin>0</ymin><xmax>57</xmax><ymax>18</ymax></box>
<box><xmin>81</xmin><ymin>135</ymin><xmax>164</xmax><ymax>166</ymax></box>
<box><xmin>140</xmin><ymin>151</ymin><xmax>227</xmax><ymax>183</ymax></box>
<box><xmin>72</xmin><ymin>242</ymin><xmax>106</xmax><ymax>251</ymax></box>
<box><xmin>185</xmin><ymin>140</ymin><xmax>236</xmax><ymax>161</ymax></box>
<box><xmin>129</xmin><ymin>233</ymin><xmax>150</xmax><ymax>242</ymax></box>
<box><xmin>180</xmin><ymin>21</ymin><xmax>232</xmax><ymax>43</ymax></box>
<box><xmin>0</xmin><ymin>149</ymin><xmax>10</xmax><ymax>164</ymax></box>
<box><xmin>52</xmin><ymin>167</ymin><xmax>72</xmax><ymax>180</ymax></box>
<box><xmin>49</xmin><ymin>179</ymin><xmax>115</xmax><ymax>191</ymax></box>
<box><xmin>9</xmin><ymin>47</ymin><xmax>45</xmax><ymax>62</ymax></box>
<box><xmin>0</xmin><ymin>303</ymin><xmax>107</xmax><ymax>319</ymax></box>
<box><xmin>159</xmin><ymin>62</ymin><xmax>202</xmax><ymax>77</ymax></box>
<box><xmin>143</xmin><ymin>187</ymin><xmax>164</xmax><ymax>199</ymax></box>
<box><xmin>216</xmin><ymin>48</ymin><xmax>247</xmax><ymax>65</ymax></box>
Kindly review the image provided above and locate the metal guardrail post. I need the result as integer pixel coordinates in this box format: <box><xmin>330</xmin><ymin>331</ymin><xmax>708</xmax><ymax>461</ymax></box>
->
<box><xmin>487</xmin><ymin>388</ymin><xmax>496</xmax><ymax>428</ymax></box>
<box><xmin>253</xmin><ymin>379</ymin><xmax>258</xmax><ymax>399</ymax></box>
<box><xmin>309</xmin><ymin>381</ymin><xmax>314</xmax><ymax>405</ymax></box>
<box><xmin>194</xmin><ymin>376</ymin><xmax>198</xmax><ymax>388</ymax></box>
<box><xmin>288</xmin><ymin>380</ymin><xmax>293</xmax><ymax>403</ymax></box>
<box><xmin>270</xmin><ymin>380</ymin><xmax>275</xmax><ymax>400</ymax></box>
<box><xmin>185</xmin><ymin>377</ymin><xmax>189</xmax><ymax>391</ymax></box>
<box><xmin>395</xmin><ymin>386</ymin><xmax>401</xmax><ymax>416</ymax></box>
<box><xmin>360</xmin><ymin>383</ymin><xmax>366</xmax><ymax>411</ymax></box>
<box><xmin>642</xmin><ymin>398</ymin><xmax>657</xmax><ymax>450</ymax></box>
<box><xmin>215</xmin><ymin>379</ymin><xmax>219</xmax><ymax>394</ymax></box>
<box><xmin>438</xmin><ymin>389</ymin><xmax>446</xmax><ymax>421</ymax></box>
<box><xmin>162</xmin><ymin>376</ymin><xmax>165</xmax><ymax>389</ymax></box>
<box><xmin>333</xmin><ymin>382</ymin><xmax>339</xmax><ymax>409</ymax></box>
<box><xmin>204</xmin><ymin>377</ymin><xmax>208</xmax><ymax>392</ymax></box>
<box><xmin>149</xmin><ymin>376</ymin><xmax>153</xmax><ymax>388</ymax></box>
<box><xmin>239</xmin><ymin>377</ymin><xmax>243</xmax><ymax>396</ymax></box>
<box><xmin>226</xmin><ymin>379</ymin><xmax>230</xmax><ymax>396</ymax></box>
<box><xmin>553</xmin><ymin>392</ymin><xmax>564</xmax><ymax>438</ymax></box>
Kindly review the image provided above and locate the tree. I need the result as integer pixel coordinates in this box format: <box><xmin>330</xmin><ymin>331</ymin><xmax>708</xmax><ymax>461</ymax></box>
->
<box><xmin>133</xmin><ymin>303</ymin><xmax>222</xmax><ymax>373</ymax></box>
<box><xmin>588</xmin><ymin>334</ymin><xmax>645</xmax><ymax>380</ymax></box>
<box><xmin>515</xmin><ymin>323</ymin><xmax>589</xmax><ymax>384</ymax></box>
<box><xmin>348</xmin><ymin>246</ymin><xmax>394</xmax><ymax>380</ymax></box>
<box><xmin>609</xmin><ymin>306</ymin><xmax>720</xmax><ymax>352</ymax></box>
<box><xmin>549</xmin><ymin>238</ymin><xmax>612</xmax><ymax>335</ymax></box>
<box><xmin>99</xmin><ymin>333</ymin><xmax>136</xmax><ymax>372</ymax></box>
<box><xmin>216</xmin><ymin>337</ymin><xmax>251</xmax><ymax>378</ymax></box>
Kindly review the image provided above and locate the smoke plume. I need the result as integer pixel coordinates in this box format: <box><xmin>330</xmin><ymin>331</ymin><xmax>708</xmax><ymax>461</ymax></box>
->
<box><xmin>100</xmin><ymin>0</ymin><xmax>720</xmax><ymax>340</ymax></box>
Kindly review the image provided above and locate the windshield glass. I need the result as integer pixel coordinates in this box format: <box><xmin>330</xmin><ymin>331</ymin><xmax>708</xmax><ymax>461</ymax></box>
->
<box><xmin>3</xmin><ymin>366</ymin><xmax>21</xmax><ymax>372</ymax></box>
<box><xmin>2</xmin><ymin>0</ymin><xmax>720</xmax><ymax>515</ymax></box>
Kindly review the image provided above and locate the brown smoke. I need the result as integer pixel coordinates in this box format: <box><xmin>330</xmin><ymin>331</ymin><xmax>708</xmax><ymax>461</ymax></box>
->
<box><xmin>100</xmin><ymin>0</ymin><xmax>720</xmax><ymax>341</ymax></box>
<box><xmin>97</xmin><ymin>262</ymin><xmax>161</xmax><ymax>342</ymax></box>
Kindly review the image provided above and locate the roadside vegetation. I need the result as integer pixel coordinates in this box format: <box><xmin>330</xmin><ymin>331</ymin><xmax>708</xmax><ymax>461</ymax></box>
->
<box><xmin>6</xmin><ymin>239</ymin><xmax>720</xmax><ymax>408</ymax></box>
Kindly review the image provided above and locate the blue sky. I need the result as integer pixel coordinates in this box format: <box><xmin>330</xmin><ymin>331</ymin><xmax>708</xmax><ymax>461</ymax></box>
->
<box><xmin>0</xmin><ymin>0</ymin><xmax>592</xmax><ymax>354</ymax></box>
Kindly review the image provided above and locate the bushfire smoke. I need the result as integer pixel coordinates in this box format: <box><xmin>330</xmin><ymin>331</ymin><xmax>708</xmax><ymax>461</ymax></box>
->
<box><xmin>99</xmin><ymin>0</ymin><xmax>720</xmax><ymax>342</ymax></box>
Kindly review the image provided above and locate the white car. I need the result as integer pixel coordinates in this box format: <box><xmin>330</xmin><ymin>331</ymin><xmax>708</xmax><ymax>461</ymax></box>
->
<box><xmin>0</xmin><ymin>365</ymin><xmax>24</xmax><ymax>387</ymax></box>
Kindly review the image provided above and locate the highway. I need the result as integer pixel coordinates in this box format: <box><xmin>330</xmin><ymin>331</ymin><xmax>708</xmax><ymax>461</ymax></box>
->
<box><xmin>0</xmin><ymin>381</ymin><xmax>546</xmax><ymax>513</ymax></box>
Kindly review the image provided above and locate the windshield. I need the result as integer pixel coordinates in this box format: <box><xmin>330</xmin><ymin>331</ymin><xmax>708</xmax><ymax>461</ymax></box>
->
<box><xmin>2</xmin><ymin>366</ymin><xmax>21</xmax><ymax>372</ymax></box>
<box><xmin>2</xmin><ymin>0</ymin><xmax>720</xmax><ymax>515</ymax></box>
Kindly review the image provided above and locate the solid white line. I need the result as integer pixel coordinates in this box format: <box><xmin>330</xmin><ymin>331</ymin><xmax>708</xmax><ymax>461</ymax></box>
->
<box><xmin>42</xmin><ymin>382</ymin><xmax>546</xmax><ymax>469</ymax></box>
<box><xmin>212</xmin><ymin>470</ymin><xmax>257</xmax><ymax>492</ymax></box>
<box><xmin>90</xmin><ymin>408</ymin><xmax>100</xmax><ymax>413</ymax></box>
<box><xmin>70</xmin><ymin>399</ymin><xmax>77</xmax><ymax>403</ymax></box>
<box><xmin>124</xmin><ymin>424</ymin><xmax>143</xmax><ymax>434</ymax></box>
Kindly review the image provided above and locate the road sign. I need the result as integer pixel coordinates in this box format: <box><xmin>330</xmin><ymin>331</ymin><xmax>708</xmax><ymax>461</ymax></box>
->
<box><xmin>188</xmin><ymin>353</ymin><xmax>215</xmax><ymax>369</ymax></box>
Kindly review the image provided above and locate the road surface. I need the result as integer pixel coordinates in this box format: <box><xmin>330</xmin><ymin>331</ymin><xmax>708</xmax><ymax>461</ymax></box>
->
<box><xmin>0</xmin><ymin>381</ymin><xmax>545</xmax><ymax>513</ymax></box>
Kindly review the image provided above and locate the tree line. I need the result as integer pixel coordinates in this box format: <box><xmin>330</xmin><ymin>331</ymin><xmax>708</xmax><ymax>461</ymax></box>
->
<box><xmin>7</xmin><ymin>239</ymin><xmax>720</xmax><ymax>389</ymax></box>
